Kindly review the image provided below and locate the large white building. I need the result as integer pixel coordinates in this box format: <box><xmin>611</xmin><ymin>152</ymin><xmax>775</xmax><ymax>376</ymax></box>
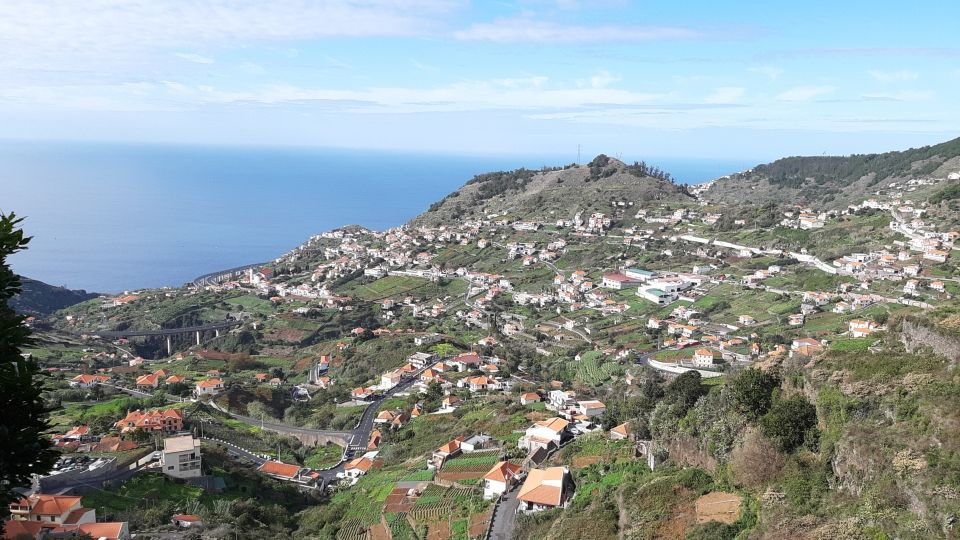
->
<box><xmin>161</xmin><ymin>435</ymin><xmax>202</xmax><ymax>479</ymax></box>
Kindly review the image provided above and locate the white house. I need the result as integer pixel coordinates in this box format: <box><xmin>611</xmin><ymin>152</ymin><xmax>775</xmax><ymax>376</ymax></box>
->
<box><xmin>483</xmin><ymin>461</ymin><xmax>522</xmax><ymax>500</ymax></box>
<box><xmin>194</xmin><ymin>378</ymin><xmax>224</xmax><ymax>396</ymax></box>
<box><xmin>849</xmin><ymin>319</ymin><xmax>877</xmax><ymax>338</ymax></box>
<box><xmin>518</xmin><ymin>417</ymin><xmax>570</xmax><ymax>452</ymax></box>
<box><xmin>692</xmin><ymin>348</ymin><xmax>719</xmax><ymax>368</ymax></box>
<box><xmin>575</xmin><ymin>400</ymin><xmax>606</xmax><ymax>419</ymax></box>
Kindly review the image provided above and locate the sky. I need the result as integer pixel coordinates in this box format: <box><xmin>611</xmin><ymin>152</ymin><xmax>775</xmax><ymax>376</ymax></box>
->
<box><xmin>1</xmin><ymin>0</ymin><xmax>959</xmax><ymax>160</ymax></box>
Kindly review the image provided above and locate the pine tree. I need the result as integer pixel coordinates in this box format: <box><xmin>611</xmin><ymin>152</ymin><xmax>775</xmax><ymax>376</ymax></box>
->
<box><xmin>0</xmin><ymin>213</ymin><xmax>58</xmax><ymax>517</ymax></box>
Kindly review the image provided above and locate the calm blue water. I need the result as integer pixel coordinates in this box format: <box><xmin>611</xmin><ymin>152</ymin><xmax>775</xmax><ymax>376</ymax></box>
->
<box><xmin>1</xmin><ymin>141</ymin><xmax>753</xmax><ymax>292</ymax></box>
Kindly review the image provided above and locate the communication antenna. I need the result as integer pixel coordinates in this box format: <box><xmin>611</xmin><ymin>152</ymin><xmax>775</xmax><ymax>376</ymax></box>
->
<box><xmin>577</xmin><ymin>144</ymin><xmax>581</xmax><ymax>165</ymax></box>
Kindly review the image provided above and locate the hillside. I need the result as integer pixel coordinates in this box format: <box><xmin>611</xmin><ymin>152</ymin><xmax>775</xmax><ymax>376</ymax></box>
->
<box><xmin>10</xmin><ymin>276</ymin><xmax>99</xmax><ymax>316</ymax></box>
<box><xmin>411</xmin><ymin>155</ymin><xmax>691</xmax><ymax>227</ymax></box>
<box><xmin>24</xmin><ymin>141</ymin><xmax>960</xmax><ymax>539</ymax></box>
<box><xmin>703</xmin><ymin>136</ymin><xmax>960</xmax><ymax>209</ymax></box>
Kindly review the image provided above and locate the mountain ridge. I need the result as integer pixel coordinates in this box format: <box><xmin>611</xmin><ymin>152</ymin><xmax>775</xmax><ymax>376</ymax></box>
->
<box><xmin>701</xmin><ymin>136</ymin><xmax>960</xmax><ymax>208</ymax></box>
<box><xmin>10</xmin><ymin>276</ymin><xmax>100</xmax><ymax>316</ymax></box>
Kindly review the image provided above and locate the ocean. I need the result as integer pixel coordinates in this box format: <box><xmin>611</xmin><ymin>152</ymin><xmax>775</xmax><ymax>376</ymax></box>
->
<box><xmin>1</xmin><ymin>141</ymin><xmax>754</xmax><ymax>293</ymax></box>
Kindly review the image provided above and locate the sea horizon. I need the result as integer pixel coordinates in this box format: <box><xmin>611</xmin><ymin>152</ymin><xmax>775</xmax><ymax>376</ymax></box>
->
<box><xmin>3</xmin><ymin>140</ymin><xmax>756</xmax><ymax>293</ymax></box>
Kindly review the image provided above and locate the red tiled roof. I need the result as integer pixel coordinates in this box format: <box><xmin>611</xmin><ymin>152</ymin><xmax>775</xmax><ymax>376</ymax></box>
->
<box><xmin>258</xmin><ymin>461</ymin><xmax>301</xmax><ymax>478</ymax></box>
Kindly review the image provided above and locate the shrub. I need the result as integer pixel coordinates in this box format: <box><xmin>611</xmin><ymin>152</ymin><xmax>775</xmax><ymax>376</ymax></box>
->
<box><xmin>728</xmin><ymin>368</ymin><xmax>779</xmax><ymax>418</ymax></box>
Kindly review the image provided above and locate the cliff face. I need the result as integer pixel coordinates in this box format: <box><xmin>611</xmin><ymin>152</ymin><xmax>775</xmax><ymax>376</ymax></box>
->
<box><xmin>900</xmin><ymin>319</ymin><xmax>960</xmax><ymax>366</ymax></box>
<box><xmin>796</xmin><ymin>341</ymin><xmax>960</xmax><ymax>536</ymax></box>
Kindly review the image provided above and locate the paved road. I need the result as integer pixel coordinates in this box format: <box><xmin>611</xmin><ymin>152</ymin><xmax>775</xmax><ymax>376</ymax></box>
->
<box><xmin>489</xmin><ymin>485</ymin><xmax>521</xmax><ymax>540</ymax></box>
<box><xmin>212</xmin><ymin>364</ymin><xmax>429</xmax><ymax>488</ymax></box>
<box><xmin>100</xmin><ymin>383</ymin><xmax>157</xmax><ymax>399</ymax></box>
<box><xmin>200</xmin><ymin>436</ymin><xmax>267</xmax><ymax>467</ymax></box>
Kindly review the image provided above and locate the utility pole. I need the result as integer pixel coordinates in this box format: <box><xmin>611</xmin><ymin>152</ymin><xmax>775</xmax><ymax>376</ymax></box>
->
<box><xmin>577</xmin><ymin>144</ymin><xmax>581</xmax><ymax>165</ymax></box>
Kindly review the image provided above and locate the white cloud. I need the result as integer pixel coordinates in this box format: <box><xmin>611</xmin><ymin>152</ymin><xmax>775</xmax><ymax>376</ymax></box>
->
<box><xmin>868</xmin><ymin>69</ymin><xmax>919</xmax><ymax>82</ymax></box>
<box><xmin>704</xmin><ymin>87</ymin><xmax>745</xmax><ymax>104</ymax></box>
<box><xmin>0</xmin><ymin>0</ymin><xmax>460</xmax><ymax>72</ymax></box>
<box><xmin>748</xmin><ymin>66</ymin><xmax>783</xmax><ymax>80</ymax></box>
<box><xmin>454</xmin><ymin>18</ymin><xmax>704</xmax><ymax>43</ymax></box>
<box><xmin>861</xmin><ymin>90</ymin><xmax>934</xmax><ymax>102</ymax></box>
<box><xmin>775</xmin><ymin>85</ymin><xmax>836</xmax><ymax>102</ymax></box>
<box><xmin>174</xmin><ymin>53</ymin><xmax>214</xmax><ymax>64</ymax></box>
<box><xmin>239</xmin><ymin>62</ymin><xmax>265</xmax><ymax>75</ymax></box>
<box><xmin>0</xmin><ymin>78</ymin><xmax>666</xmax><ymax>114</ymax></box>
<box><xmin>578</xmin><ymin>70</ymin><xmax>620</xmax><ymax>89</ymax></box>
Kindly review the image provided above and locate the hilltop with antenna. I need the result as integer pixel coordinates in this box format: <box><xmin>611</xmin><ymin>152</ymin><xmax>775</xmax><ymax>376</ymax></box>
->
<box><xmin>410</xmin><ymin>154</ymin><xmax>691</xmax><ymax>227</ymax></box>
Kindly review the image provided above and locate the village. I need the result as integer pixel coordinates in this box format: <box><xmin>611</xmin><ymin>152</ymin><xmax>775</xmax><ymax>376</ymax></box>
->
<box><xmin>11</xmin><ymin>163</ymin><xmax>959</xmax><ymax>540</ymax></box>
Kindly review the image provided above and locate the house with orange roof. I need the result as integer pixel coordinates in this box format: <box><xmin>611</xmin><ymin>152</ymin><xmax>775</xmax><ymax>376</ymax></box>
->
<box><xmin>1</xmin><ymin>520</ymin><xmax>45</xmax><ymax>539</ymax></box>
<box><xmin>165</xmin><ymin>374</ymin><xmax>186</xmax><ymax>385</ymax></box>
<box><xmin>195</xmin><ymin>378</ymin><xmax>225</xmax><ymax>396</ymax></box>
<box><xmin>375</xmin><ymin>410</ymin><xmax>397</xmax><ymax>425</ymax></box>
<box><xmin>257</xmin><ymin>460</ymin><xmax>320</xmax><ymax>488</ymax></box>
<box><xmin>93</xmin><ymin>437</ymin><xmax>138</xmax><ymax>453</ymax></box>
<box><xmin>344</xmin><ymin>456</ymin><xmax>374</xmax><ymax>480</ymax></box>
<box><xmin>460</xmin><ymin>375</ymin><xmax>502</xmax><ymax>393</ymax></box>
<box><xmin>367</xmin><ymin>430</ymin><xmax>382</xmax><ymax>450</ymax></box>
<box><xmin>8</xmin><ymin>494</ymin><xmax>91</xmax><ymax>525</ymax></box>
<box><xmin>136</xmin><ymin>373</ymin><xmax>159</xmax><ymax>388</ymax></box>
<box><xmin>519</xmin><ymin>417</ymin><xmax>571</xmax><ymax>452</ymax></box>
<box><xmin>609</xmin><ymin>422</ymin><xmax>631</xmax><ymax>441</ymax></box>
<box><xmin>50</xmin><ymin>521</ymin><xmax>130</xmax><ymax>540</ymax></box>
<box><xmin>440</xmin><ymin>395</ymin><xmax>462</xmax><ymax>411</ymax></box>
<box><xmin>391</xmin><ymin>412</ymin><xmax>411</xmax><ymax>430</ymax></box>
<box><xmin>255</xmin><ymin>373</ymin><xmax>269</xmax><ymax>382</ymax></box>
<box><xmin>517</xmin><ymin>466</ymin><xmax>573</xmax><ymax>513</ymax></box>
<box><xmin>410</xmin><ymin>403</ymin><xmax>424</xmax><ymax>418</ymax></box>
<box><xmin>429</xmin><ymin>436</ymin><xmax>465</xmax><ymax>469</ymax></box>
<box><xmin>61</xmin><ymin>425</ymin><xmax>92</xmax><ymax>444</ymax></box>
<box><xmin>351</xmin><ymin>387</ymin><xmax>374</xmax><ymax>400</ymax></box>
<box><xmin>482</xmin><ymin>461</ymin><xmax>523</xmax><ymax>500</ymax></box>
<box><xmin>115</xmin><ymin>408</ymin><xmax>184</xmax><ymax>434</ymax></box>
<box><xmin>520</xmin><ymin>392</ymin><xmax>541</xmax><ymax>405</ymax></box>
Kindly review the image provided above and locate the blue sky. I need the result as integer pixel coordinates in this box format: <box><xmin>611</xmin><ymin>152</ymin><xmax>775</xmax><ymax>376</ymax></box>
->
<box><xmin>1</xmin><ymin>0</ymin><xmax>958</xmax><ymax>160</ymax></box>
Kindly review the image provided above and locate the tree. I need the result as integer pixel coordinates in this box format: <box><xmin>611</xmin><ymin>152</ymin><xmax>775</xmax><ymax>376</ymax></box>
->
<box><xmin>0</xmin><ymin>213</ymin><xmax>57</xmax><ymax>516</ymax></box>
<box><xmin>729</xmin><ymin>368</ymin><xmax>779</xmax><ymax>418</ymax></box>
<box><xmin>760</xmin><ymin>395</ymin><xmax>818</xmax><ymax>452</ymax></box>
<box><xmin>665</xmin><ymin>370</ymin><xmax>706</xmax><ymax>411</ymax></box>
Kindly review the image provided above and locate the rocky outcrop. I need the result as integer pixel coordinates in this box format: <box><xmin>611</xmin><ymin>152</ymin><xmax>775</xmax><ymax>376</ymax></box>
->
<box><xmin>660</xmin><ymin>435</ymin><xmax>717</xmax><ymax>473</ymax></box>
<box><xmin>900</xmin><ymin>320</ymin><xmax>960</xmax><ymax>367</ymax></box>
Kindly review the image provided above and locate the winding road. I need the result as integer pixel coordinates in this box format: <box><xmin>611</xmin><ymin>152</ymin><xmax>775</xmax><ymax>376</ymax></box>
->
<box><xmin>210</xmin><ymin>364</ymin><xmax>429</xmax><ymax>488</ymax></box>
